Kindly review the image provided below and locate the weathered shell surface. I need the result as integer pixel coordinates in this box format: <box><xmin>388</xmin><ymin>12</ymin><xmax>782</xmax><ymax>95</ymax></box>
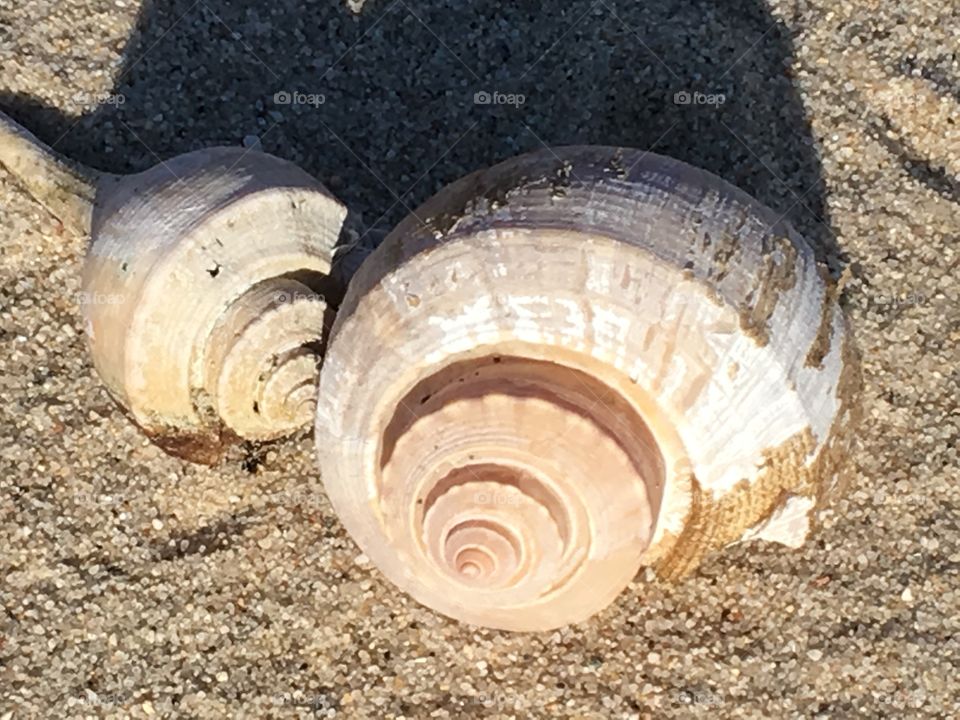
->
<box><xmin>0</xmin><ymin>112</ymin><xmax>347</xmax><ymax>463</ymax></box>
<box><xmin>82</xmin><ymin>148</ymin><xmax>346</xmax><ymax>462</ymax></box>
<box><xmin>316</xmin><ymin>146</ymin><xmax>860</xmax><ymax>631</ymax></box>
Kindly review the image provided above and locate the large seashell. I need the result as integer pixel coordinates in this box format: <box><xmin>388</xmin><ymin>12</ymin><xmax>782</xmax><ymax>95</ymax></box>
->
<box><xmin>316</xmin><ymin>146</ymin><xmax>861</xmax><ymax>631</ymax></box>
<box><xmin>0</xmin><ymin>111</ymin><xmax>347</xmax><ymax>463</ymax></box>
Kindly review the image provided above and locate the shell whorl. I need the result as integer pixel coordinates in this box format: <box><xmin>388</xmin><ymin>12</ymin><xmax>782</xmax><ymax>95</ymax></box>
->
<box><xmin>0</xmin><ymin>112</ymin><xmax>348</xmax><ymax>461</ymax></box>
<box><xmin>78</xmin><ymin>147</ymin><xmax>347</xmax><ymax>462</ymax></box>
<box><xmin>316</xmin><ymin>146</ymin><xmax>860</xmax><ymax>630</ymax></box>
<box><xmin>374</xmin><ymin>355</ymin><xmax>662</xmax><ymax>628</ymax></box>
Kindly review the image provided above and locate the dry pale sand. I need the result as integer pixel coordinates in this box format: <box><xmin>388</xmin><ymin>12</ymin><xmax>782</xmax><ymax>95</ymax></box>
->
<box><xmin>0</xmin><ymin>0</ymin><xmax>957</xmax><ymax>718</ymax></box>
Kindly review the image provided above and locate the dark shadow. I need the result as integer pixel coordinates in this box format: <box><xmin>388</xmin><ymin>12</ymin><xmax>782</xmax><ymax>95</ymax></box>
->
<box><xmin>1</xmin><ymin>0</ymin><xmax>843</xmax><ymax>268</ymax></box>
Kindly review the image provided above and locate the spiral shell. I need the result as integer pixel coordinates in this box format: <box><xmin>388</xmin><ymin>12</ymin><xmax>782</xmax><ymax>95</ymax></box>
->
<box><xmin>315</xmin><ymin>146</ymin><xmax>860</xmax><ymax>630</ymax></box>
<box><xmin>0</xmin><ymin>112</ymin><xmax>346</xmax><ymax>463</ymax></box>
<box><xmin>82</xmin><ymin>148</ymin><xmax>346</xmax><ymax>462</ymax></box>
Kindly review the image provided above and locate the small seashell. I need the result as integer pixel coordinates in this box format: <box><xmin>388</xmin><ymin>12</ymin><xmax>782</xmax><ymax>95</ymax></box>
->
<box><xmin>0</xmin><ymin>110</ymin><xmax>348</xmax><ymax>463</ymax></box>
<box><xmin>315</xmin><ymin>146</ymin><xmax>861</xmax><ymax>630</ymax></box>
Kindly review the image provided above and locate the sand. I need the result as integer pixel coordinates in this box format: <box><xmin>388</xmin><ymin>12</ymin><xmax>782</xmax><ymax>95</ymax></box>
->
<box><xmin>1</xmin><ymin>0</ymin><xmax>957</xmax><ymax>718</ymax></box>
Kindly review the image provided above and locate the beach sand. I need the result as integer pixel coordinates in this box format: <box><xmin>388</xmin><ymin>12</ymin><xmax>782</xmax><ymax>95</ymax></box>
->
<box><xmin>1</xmin><ymin>1</ymin><xmax>957</xmax><ymax>717</ymax></box>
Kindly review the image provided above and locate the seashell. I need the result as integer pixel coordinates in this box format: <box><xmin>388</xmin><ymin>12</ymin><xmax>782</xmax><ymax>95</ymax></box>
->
<box><xmin>315</xmin><ymin>146</ymin><xmax>861</xmax><ymax>631</ymax></box>
<box><xmin>0</xmin><ymin>111</ymin><xmax>347</xmax><ymax>463</ymax></box>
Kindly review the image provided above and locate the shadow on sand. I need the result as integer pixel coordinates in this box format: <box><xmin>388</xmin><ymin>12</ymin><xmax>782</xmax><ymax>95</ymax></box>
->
<box><xmin>1</xmin><ymin>0</ymin><xmax>843</xmax><ymax>267</ymax></box>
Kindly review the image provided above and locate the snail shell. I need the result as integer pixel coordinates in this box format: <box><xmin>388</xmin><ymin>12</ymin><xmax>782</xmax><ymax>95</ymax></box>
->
<box><xmin>0</xmin><ymin>111</ymin><xmax>346</xmax><ymax>462</ymax></box>
<box><xmin>316</xmin><ymin>146</ymin><xmax>860</xmax><ymax>631</ymax></box>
